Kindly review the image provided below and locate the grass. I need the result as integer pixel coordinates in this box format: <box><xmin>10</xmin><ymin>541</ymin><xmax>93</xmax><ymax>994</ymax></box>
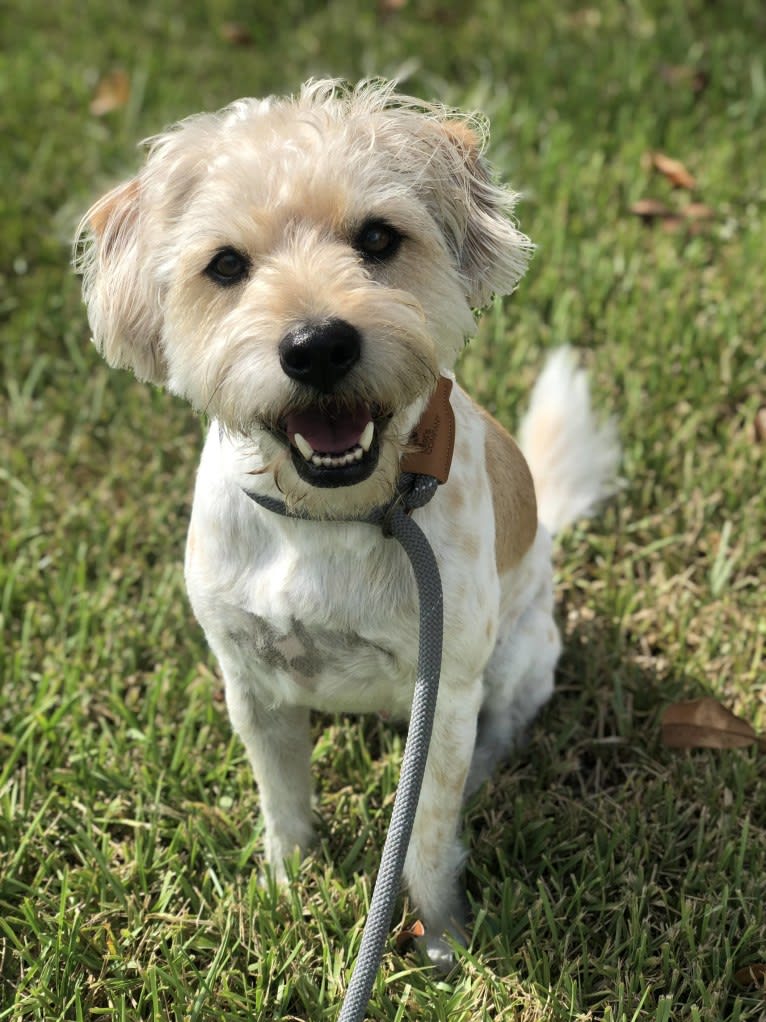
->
<box><xmin>1</xmin><ymin>0</ymin><xmax>764</xmax><ymax>1018</ymax></box>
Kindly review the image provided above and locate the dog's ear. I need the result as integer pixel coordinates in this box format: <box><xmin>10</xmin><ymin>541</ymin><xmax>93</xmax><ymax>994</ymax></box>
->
<box><xmin>75</xmin><ymin>176</ymin><xmax>167</xmax><ymax>385</ymax></box>
<box><xmin>437</xmin><ymin>120</ymin><xmax>533</xmax><ymax>308</ymax></box>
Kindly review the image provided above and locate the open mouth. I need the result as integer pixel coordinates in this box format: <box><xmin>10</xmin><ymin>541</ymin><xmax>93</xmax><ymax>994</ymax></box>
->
<box><xmin>280</xmin><ymin>399</ymin><xmax>386</xmax><ymax>488</ymax></box>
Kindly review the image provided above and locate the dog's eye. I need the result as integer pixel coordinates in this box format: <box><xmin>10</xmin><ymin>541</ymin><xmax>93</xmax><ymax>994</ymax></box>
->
<box><xmin>205</xmin><ymin>248</ymin><xmax>250</xmax><ymax>286</ymax></box>
<box><xmin>354</xmin><ymin>221</ymin><xmax>402</xmax><ymax>262</ymax></box>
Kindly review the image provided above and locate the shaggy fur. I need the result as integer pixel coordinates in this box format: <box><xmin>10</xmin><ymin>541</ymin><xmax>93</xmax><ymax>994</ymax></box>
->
<box><xmin>76</xmin><ymin>79</ymin><xmax>619</xmax><ymax>967</ymax></box>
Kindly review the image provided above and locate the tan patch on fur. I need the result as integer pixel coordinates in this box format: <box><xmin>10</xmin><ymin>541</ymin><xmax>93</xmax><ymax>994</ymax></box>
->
<box><xmin>460</xmin><ymin>535</ymin><xmax>479</xmax><ymax>559</ymax></box>
<box><xmin>479</xmin><ymin>404</ymin><xmax>537</xmax><ymax>573</ymax></box>
<box><xmin>186</xmin><ymin>522</ymin><xmax>206</xmax><ymax>573</ymax></box>
<box><xmin>88</xmin><ymin>178</ymin><xmax>140</xmax><ymax>240</ymax></box>
<box><xmin>445</xmin><ymin>485</ymin><xmax>464</xmax><ymax>513</ymax></box>
<box><xmin>443</xmin><ymin>120</ymin><xmax>481</xmax><ymax>158</ymax></box>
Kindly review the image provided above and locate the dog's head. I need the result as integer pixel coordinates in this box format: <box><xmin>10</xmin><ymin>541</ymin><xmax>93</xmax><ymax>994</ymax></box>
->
<box><xmin>76</xmin><ymin>79</ymin><xmax>532</xmax><ymax>516</ymax></box>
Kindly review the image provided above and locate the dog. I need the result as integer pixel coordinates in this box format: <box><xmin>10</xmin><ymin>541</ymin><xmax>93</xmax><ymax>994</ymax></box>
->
<box><xmin>76</xmin><ymin>79</ymin><xmax>619</xmax><ymax>966</ymax></box>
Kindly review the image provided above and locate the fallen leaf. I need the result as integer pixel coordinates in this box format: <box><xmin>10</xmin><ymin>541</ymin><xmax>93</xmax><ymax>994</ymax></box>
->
<box><xmin>754</xmin><ymin>406</ymin><xmax>766</xmax><ymax>443</ymax></box>
<box><xmin>646</xmin><ymin>151</ymin><xmax>697</xmax><ymax>190</ymax></box>
<box><xmin>89</xmin><ymin>69</ymin><xmax>131</xmax><ymax>116</ymax></box>
<box><xmin>629</xmin><ymin>199</ymin><xmax>714</xmax><ymax>234</ymax></box>
<box><xmin>668</xmin><ymin>203</ymin><xmax>715</xmax><ymax>235</ymax></box>
<box><xmin>629</xmin><ymin>198</ymin><xmax>675</xmax><ymax>221</ymax></box>
<box><xmin>658</xmin><ymin>65</ymin><xmax>709</xmax><ymax>95</ymax></box>
<box><xmin>378</xmin><ymin>0</ymin><xmax>408</xmax><ymax>11</ymax></box>
<box><xmin>220</xmin><ymin>21</ymin><xmax>254</xmax><ymax>45</ymax></box>
<box><xmin>733</xmin><ymin>963</ymin><xmax>766</xmax><ymax>988</ymax></box>
<box><xmin>395</xmin><ymin>918</ymin><xmax>425</xmax><ymax>950</ymax></box>
<box><xmin>568</xmin><ymin>8</ymin><xmax>602</xmax><ymax>29</ymax></box>
<box><xmin>661</xmin><ymin>697</ymin><xmax>764</xmax><ymax>751</ymax></box>
<box><xmin>659</xmin><ymin>215</ymin><xmax>686</xmax><ymax>233</ymax></box>
<box><xmin>681</xmin><ymin>202</ymin><xmax>715</xmax><ymax>221</ymax></box>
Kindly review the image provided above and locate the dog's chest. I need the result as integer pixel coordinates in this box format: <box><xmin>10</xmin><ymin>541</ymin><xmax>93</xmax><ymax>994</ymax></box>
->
<box><xmin>193</xmin><ymin>521</ymin><xmax>421</xmax><ymax>715</ymax></box>
<box><xmin>225</xmin><ymin>609</ymin><xmax>402</xmax><ymax>689</ymax></box>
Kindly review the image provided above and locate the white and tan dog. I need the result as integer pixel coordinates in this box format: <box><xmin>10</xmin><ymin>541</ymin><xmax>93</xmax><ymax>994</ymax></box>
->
<box><xmin>76</xmin><ymin>79</ymin><xmax>618</xmax><ymax>965</ymax></box>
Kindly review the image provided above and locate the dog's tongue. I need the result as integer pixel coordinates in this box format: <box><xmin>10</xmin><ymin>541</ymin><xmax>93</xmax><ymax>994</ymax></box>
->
<box><xmin>285</xmin><ymin>403</ymin><xmax>371</xmax><ymax>454</ymax></box>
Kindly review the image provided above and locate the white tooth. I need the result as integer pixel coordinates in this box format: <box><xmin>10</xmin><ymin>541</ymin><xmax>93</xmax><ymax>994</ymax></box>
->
<box><xmin>321</xmin><ymin>456</ymin><xmax>334</xmax><ymax>467</ymax></box>
<box><xmin>359</xmin><ymin>421</ymin><xmax>374</xmax><ymax>453</ymax></box>
<box><xmin>293</xmin><ymin>433</ymin><xmax>314</xmax><ymax>461</ymax></box>
<box><xmin>311</xmin><ymin>454</ymin><xmax>323</xmax><ymax>466</ymax></box>
<box><xmin>353</xmin><ymin>446</ymin><xmax>363</xmax><ymax>461</ymax></box>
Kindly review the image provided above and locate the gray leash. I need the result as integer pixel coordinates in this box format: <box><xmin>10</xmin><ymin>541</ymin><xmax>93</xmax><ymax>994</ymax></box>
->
<box><xmin>244</xmin><ymin>473</ymin><xmax>443</xmax><ymax>1022</ymax></box>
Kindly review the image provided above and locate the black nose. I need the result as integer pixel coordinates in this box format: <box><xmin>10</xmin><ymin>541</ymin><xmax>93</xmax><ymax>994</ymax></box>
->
<box><xmin>278</xmin><ymin>319</ymin><xmax>362</xmax><ymax>393</ymax></box>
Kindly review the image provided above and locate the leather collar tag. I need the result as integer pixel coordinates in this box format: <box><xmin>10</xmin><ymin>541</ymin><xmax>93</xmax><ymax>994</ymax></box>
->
<box><xmin>401</xmin><ymin>376</ymin><xmax>455</xmax><ymax>484</ymax></box>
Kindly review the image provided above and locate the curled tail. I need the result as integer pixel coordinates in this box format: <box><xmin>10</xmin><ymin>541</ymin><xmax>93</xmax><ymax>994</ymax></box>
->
<box><xmin>518</xmin><ymin>347</ymin><xmax>621</xmax><ymax>535</ymax></box>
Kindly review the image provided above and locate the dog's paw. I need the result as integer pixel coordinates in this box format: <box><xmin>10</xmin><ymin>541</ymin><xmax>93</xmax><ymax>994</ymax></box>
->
<box><xmin>260</xmin><ymin>827</ymin><xmax>314</xmax><ymax>888</ymax></box>
<box><xmin>257</xmin><ymin>858</ymin><xmax>291</xmax><ymax>889</ymax></box>
<box><xmin>416</xmin><ymin>913</ymin><xmax>468</xmax><ymax>974</ymax></box>
<box><xmin>264</xmin><ymin>823</ymin><xmax>315</xmax><ymax>869</ymax></box>
<box><xmin>416</xmin><ymin>924</ymin><xmax>469</xmax><ymax>974</ymax></box>
<box><xmin>257</xmin><ymin>844</ymin><xmax>310</xmax><ymax>890</ymax></box>
<box><xmin>419</xmin><ymin>932</ymin><xmax>458</xmax><ymax>972</ymax></box>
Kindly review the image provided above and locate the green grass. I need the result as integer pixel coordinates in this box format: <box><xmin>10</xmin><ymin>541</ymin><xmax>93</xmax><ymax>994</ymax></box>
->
<box><xmin>1</xmin><ymin>0</ymin><xmax>764</xmax><ymax>1019</ymax></box>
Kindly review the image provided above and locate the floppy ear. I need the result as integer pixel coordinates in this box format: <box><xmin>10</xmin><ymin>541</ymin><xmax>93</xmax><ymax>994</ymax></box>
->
<box><xmin>75</xmin><ymin>176</ymin><xmax>167</xmax><ymax>385</ymax></box>
<box><xmin>437</xmin><ymin>120</ymin><xmax>534</xmax><ymax>308</ymax></box>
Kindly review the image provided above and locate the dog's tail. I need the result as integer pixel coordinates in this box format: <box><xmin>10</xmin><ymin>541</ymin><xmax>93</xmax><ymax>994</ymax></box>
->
<box><xmin>518</xmin><ymin>347</ymin><xmax>621</xmax><ymax>535</ymax></box>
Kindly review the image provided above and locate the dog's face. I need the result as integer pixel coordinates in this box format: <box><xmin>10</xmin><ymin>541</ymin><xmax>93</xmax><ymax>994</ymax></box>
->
<box><xmin>77</xmin><ymin>80</ymin><xmax>532</xmax><ymax>516</ymax></box>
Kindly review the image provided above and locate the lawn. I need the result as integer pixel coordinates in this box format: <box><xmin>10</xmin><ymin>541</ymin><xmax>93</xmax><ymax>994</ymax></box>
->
<box><xmin>1</xmin><ymin>1</ymin><xmax>764</xmax><ymax>1019</ymax></box>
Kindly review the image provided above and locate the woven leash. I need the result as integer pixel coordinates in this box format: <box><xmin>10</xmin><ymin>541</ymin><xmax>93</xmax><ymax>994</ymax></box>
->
<box><xmin>243</xmin><ymin>472</ymin><xmax>444</xmax><ymax>1022</ymax></box>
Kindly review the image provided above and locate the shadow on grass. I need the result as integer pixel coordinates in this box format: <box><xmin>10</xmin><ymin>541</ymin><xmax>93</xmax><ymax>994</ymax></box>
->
<box><xmin>459</xmin><ymin>610</ymin><xmax>764</xmax><ymax>1019</ymax></box>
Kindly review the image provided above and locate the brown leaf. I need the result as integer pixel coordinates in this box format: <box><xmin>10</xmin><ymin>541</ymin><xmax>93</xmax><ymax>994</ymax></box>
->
<box><xmin>733</xmin><ymin>963</ymin><xmax>766</xmax><ymax>988</ymax></box>
<box><xmin>681</xmin><ymin>202</ymin><xmax>715</xmax><ymax>221</ymax></box>
<box><xmin>659</xmin><ymin>215</ymin><xmax>686</xmax><ymax>234</ymax></box>
<box><xmin>629</xmin><ymin>199</ymin><xmax>715</xmax><ymax>234</ymax></box>
<box><xmin>754</xmin><ymin>406</ymin><xmax>766</xmax><ymax>443</ymax></box>
<box><xmin>673</xmin><ymin>203</ymin><xmax>715</xmax><ymax>235</ymax></box>
<box><xmin>646</xmin><ymin>151</ymin><xmax>697</xmax><ymax>190</ymax></box>
<box><xmin>661</xmin><ymin>697</ymin><xmax>763</xmax><ymax>751</ymax></box>
<box><xmin>220</xmin><ymin>21</ymin><xmax>254</xmax><ymax>45</ymax></box>
<box><xmin>89</xmin><ymin>69</ymin><xmax>131</xmax><ymax>116</ymax></box>
<box><xmin>658</xmin><ymin>65</ymin><xmax>709</xmax><ymax>95</ymax></box>
<box><xmin>629</xmin><ymin>198</ymin><xmax>675</xmax><ymax>221</ymax></box>
<box><xmin>395</xmin><ymin>918</ymin><xmax>425</xmax><ymax>950</ymax></box>
<box><xmin>378</xmin><ymin>0</ymin><xmax>408</xmax><ymax>11</ymax></box>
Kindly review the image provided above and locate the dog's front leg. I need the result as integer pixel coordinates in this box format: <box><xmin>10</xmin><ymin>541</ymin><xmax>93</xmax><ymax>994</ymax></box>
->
<box><xmin>403</xmin><ymin>675</ymin><xmax>482</xmax><ymax>968</ymax></box>
<box><xmin>225</xmin><ymin>685</ymin><xmax>314</xmax><ymax>881</ymax></box>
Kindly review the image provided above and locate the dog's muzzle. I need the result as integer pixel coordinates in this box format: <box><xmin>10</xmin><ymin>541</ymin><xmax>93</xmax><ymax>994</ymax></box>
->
<box><xmin>277</xmin><ymin>319</ymin><xmax>384</xmax><ymax>488</ymax></box>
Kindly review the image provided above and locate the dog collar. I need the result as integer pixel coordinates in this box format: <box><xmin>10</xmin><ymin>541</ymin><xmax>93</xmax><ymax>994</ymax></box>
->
<box><xmin>400</xmin><ymin>375</ymin><xmax>455</xmax><ymax>484</ymax></box>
